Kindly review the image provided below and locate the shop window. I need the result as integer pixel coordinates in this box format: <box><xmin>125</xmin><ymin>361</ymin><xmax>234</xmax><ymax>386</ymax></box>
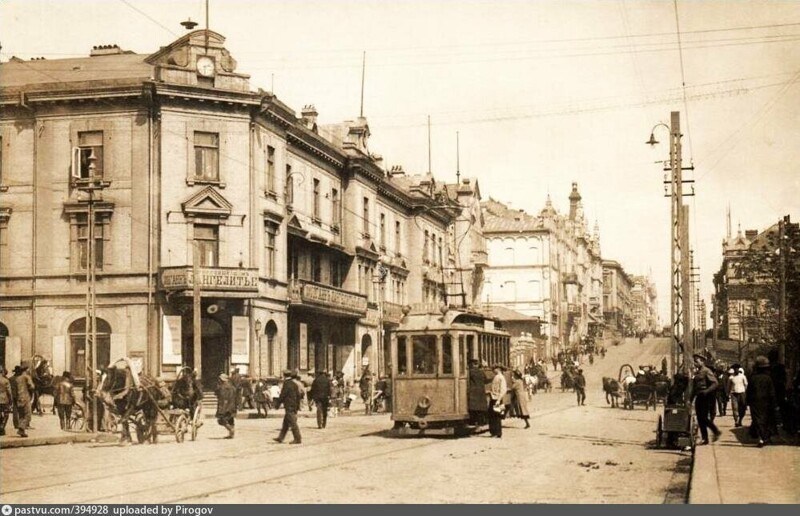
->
<box><xmin>193</xmin><ymin>132</ymin><xmax>219</xmax><ymax>182</ymax></box>
<box><xmin>412</xmin><ymin>335</ymin><xmax>436</xmax><ymax>375</ymax></box>
<box><xmin>194</xmin><ymin>224</ymin><xmax>218</xmax><ymax>267</ymax></box>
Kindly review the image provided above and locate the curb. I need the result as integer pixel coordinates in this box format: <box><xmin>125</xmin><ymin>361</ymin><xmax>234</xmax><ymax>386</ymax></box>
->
<box><xmin>0</xmin><ymin>432</ymin><xmax>119</xmax><ymax>449</ymax></box>
<box><xmin>687</xmin><ymin>443</ymin><xmax>722</xmax><ymax>504</ymax></box>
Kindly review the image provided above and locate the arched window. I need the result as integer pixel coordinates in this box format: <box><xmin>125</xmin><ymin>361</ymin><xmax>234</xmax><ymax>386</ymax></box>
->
<box><xmin>264</xmin><ymin>320</ymin><xmax>278</xmax><ymax>377</ymax></box>
<box><xmin>68</xmin><ymin>317</ymin><xmax>111</xmax><ymax>379</ymax></box>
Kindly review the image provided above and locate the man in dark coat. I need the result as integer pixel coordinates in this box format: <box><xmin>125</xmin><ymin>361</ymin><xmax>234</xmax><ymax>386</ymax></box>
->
<box><xmin>747</xmin><ymin>356</ymin><xmax>777</xmax><ymax>447</ymax></box>
<box><xmin>574</xmin><ymin>369</ymin><xmax>587</xmax><ymax>406</ymax></box>
<box><xmin>215</xmin><ymin>373</ymin><xmax>237</xmax><ymax>439</ymax></box>
<box><xmin>691</xmin><ymin>354</ymin><xmax>720</xmax><ymax>445</ymax></box>
<box><xmin>310</xmin><ymin>371</ymin><xmax>332</xmax><ymax>429</ymax></box>
<box><xmin>54</xmin><ymin>371</ymin><xmax>76</xmax><ymax>430</ymax></box>
<box><xmin>467</xmin><ymin>359</ymin><xmax>489</xmax><ymax>426</ymax></box>
<box><xmin>10</xmin><ymin>362</ymin><xmax>35</xmax><ymax>437</ymax></box>
<box><xmin>274</xmin><ymin>370</ymin><xmax>302</xmax><ymax>444</ymax></box>
<box><xmin>767</xmin><ymin>350</ymin><xmax>787</xmax><ymax>428</ymax></box>
<box><xmin>0</xmin><ymin>367</ymin><xmax>12</xmax><ymax>436</ymax></box>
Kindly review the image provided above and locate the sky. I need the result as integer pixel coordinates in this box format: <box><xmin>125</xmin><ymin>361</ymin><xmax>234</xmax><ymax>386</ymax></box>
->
<box><xmin>2</xmin><ymin>0</ymin><xmax>799</xmax><ymax>326</ymax></box>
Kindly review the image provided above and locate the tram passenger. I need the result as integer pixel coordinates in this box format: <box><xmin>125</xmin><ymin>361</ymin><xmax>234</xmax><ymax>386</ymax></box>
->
<box><xmin>468</xmin><ymin>359</ymin><xmax>489</xmax><ymax>426</ymax></box>
<box><xmin>487</xmin><ymin>364</ymin><xmax>507</xmax><ymax>438</ymax></box>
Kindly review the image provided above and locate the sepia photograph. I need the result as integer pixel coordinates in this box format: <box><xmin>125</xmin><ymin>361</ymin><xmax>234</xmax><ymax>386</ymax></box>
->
<box><xmin>0</xmin><ymin>0</ymin><xmax>798</xmax><ymax>506</ymax></box>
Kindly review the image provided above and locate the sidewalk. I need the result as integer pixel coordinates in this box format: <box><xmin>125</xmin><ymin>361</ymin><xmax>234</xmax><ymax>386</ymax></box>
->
<box><xmin>689</xmin><ymin>411</ymin><xmax>800</xmax><ymax>503</ymax></box>
<box><xmin>0</xmin><ymin>411</ymin><xmax>116</xmax><ymax>449</ymax></box>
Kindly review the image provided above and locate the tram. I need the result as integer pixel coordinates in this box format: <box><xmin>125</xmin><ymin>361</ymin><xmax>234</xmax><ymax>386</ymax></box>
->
<box><xmin>390</xmin><ymin>306</ymin><xmax>511</xmax><ymax>435</ymax></box>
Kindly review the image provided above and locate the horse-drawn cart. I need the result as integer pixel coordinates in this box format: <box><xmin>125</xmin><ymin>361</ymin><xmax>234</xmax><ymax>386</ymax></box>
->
<box><xmin>618</xmin><ymin>363</ymin><xmax>655</xmax><ymax>410</ymax></box>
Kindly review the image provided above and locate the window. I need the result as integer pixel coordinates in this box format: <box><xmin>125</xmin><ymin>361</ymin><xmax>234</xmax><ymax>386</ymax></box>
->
<box><xmin>193</xmin><ymin>132</ymin><xmax>219</xmax><ymax>181</ymax></box>
<box><xmin>331</xmin><ymin>188</ymin><xmax>340</xmax><ymax>229</ymax></box>
<box><xmin>397</xmin><ymin>337</ymin><xmax>408</xmax><ymax>375</ymax></box>
<box><xmin>194</xmin><ymin>224</ymin><xmax>218</xmax><ymax>266</ymax></box>
<box><xmin>362</xmin><ymin>197</ymin><xmax>370</xmax><ymax>235</ymax></box>
<box><xmin>266</xmin><ymin>146</ymin><xmax>276</xmax><ymax>194</ymax></box>
<box><xmin>437</xmin><ymin>236</ymin><xmax>443</xmax><ymax>267</ymax></box>
<box><xmin>423</xmin><ymin>230</ymin><xmax>429</xmax><ymax>263</ymax></box>
<box><xmin>77</xmin><ymin>214</ymin><xmax>104</xmax><ymax>270</ymax></box>
<box><xmin>442</xmin><ymin>335</ymin><xmax>453</xmax><ymax>375</ymax></box>
<box><xmin>379</xmin><ymin>213</ymin><xmax>386</xmax><ymax>248</ymax></box>
<box><xmin>265</xmin><ymin>223</ymin><xmax>277</xmax><ymax>277</ymax></box>
<box><xmin>412</xmin><ymin>335</ymin><xmax>436</xmax><ymax>375</ymax></box>
<box><xmin>311</xmin><ymin>178</ymin><xmax>321</xmax><ymax>221</ymax></box>
<box><xmin>394</xmin><ymin>220</ymin><xmax>401</xmax><ymax>255</ymax></box>
<box><xmin>77</xmin><ymin>131</ymin><xmax>104</xmax><ymax>180</ymax></box>
<box><xmin>330</xmin><ymin>259</ymin><xmax>341</xmax><ymax>288</ymax></box>
<box><xmin>311</xmin><ymin>254</ymin><xmax>321</xmax><ymax>283</ymax></box>
<box><xmin>285</xmin><ymin>164</ymin><xmax>294</xmax><ymax>205</ymax></box>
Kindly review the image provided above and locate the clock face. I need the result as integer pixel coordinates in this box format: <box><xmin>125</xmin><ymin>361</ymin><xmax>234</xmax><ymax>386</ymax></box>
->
<box><xmin>196</xmin><ymin>56</ymin><xmax>215</xmax><ymax>77</ymax></box>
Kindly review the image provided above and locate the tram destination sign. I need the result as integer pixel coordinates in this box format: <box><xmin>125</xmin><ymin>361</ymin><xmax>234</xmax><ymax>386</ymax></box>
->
<box><xmin>160</xmin><ymin>266</ymin><xmax>259</xmax><ymax>292</ymax></box>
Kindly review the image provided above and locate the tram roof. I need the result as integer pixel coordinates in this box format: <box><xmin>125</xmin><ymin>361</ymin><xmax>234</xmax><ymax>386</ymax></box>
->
<box><xmin>396</xmin><ymin>307</ymin><xmax>508</xmax><ymax>335</ymax></box>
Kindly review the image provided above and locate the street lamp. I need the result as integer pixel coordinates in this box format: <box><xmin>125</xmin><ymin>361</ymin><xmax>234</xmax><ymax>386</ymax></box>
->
<box><xmin>254</xmin><ymin>318</ymin><xmax>262</xmax><ymax>378</ymax></box>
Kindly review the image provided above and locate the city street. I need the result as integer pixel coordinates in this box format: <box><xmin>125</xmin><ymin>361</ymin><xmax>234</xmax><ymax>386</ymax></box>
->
<box><xmin>0</xmin><ymin>338</ymin><xmax>690</xmax><ymax>504</ymax></box>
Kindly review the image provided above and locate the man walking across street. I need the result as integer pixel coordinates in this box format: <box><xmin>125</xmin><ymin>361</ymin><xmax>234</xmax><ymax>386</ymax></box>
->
<box><xmin>691</xmin><ymin>354</ymin><xmax>721</xmax><ymax>445</ymax></box>
<box><xmin>726</xmin><ymin>366</ymin><xmax>748</xmax><ymax>427</ymax></box>
<box><xmin>574</xmin><ymin>369</ymin><xmax>587</xmax><ymax>406</ymax></box>
<box><xmin>310</xmin><ymin>371</ymin><xmax>332</xmax><ymax>429</ymax></box>
<box><xmin>54</xmin><ymin>371</ymin><xmax>76</xmax><ymax>430</ymax></box>
<box><xmin>274</xmin><ymin>369</ymin><xmax>302</xmax><ymax>444</ymax></box>
<box><xmin>0</xmin><ymin>367</ymin><xmax>12</xmax><ymax>435</ymax></box>
<box><xmin>10</xmin><ymin>362</ymin><xmax>35</xmax><ymax>438</ymax></box>
<box><xmin>215</xmin><ymin>373</ymin><xmax>237</xmax><ymax>439</ymax></box>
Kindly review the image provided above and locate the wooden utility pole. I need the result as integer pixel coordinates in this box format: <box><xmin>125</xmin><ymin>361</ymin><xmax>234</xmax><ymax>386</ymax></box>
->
<box><xmin>193</xmin><ymin>242</ymin><xmax>202</xmax><ymax>377</ymax></box>
<box><xmin>778</xmin><ymin>215</ymin><xmax>788</xmax><ymax>365</ymax></box>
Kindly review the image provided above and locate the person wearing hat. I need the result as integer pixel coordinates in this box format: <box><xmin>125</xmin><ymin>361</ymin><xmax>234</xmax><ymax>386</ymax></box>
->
<box><xmin>54</xmin><ymin>371</ymin><xmax>76</xmax><ymax>430</ymax></box>
<box><xmin>0</xmin><ymin>367</ymin><xmax>12</xmax><ymax>436</ymax></box>
<box><xmin>468</xmin><ymin>359</ymin><xmax>489</xmax><ymax>427</ymax></box>
<box><xmin>487</xmin><ymin>364</ymin><xmax>507</xmax><ymax>438</ymax></box>
<box><xmin>215</xmin><ymin>373</ymin><xmax>237</xmax><ymax>439</ymax></box>
<box><xmin>574</xmin><ymin>368</ymin><xmax>587</xmax><ymax>406</ymax></box>
<box><xmin>273</xmin><ymin>369</ymin><xmax>302</xmax><ymax>444</ymax></box>
<box><xmin>9</xmin><ymin>362</ymin><xmax>35</xmax><ymax>437</ymax></box>
<box><xmin>746</xmin><ymin>355</ymin><xmax>776</xmax><ymax>447</ymax></box>
<box><xmin>726</xmin><ymin>364</ymin><xmax>748</xmax><ymax>427</ymax></box>
<box><xmin>691</xmin><ymin>353</ymin><xmax>720</xmax><ymax>445</ymax></box>
<box><xmin>310</xmin><ymin>370</ymin><xmax>332</xmax><ymax>429</ymax></box>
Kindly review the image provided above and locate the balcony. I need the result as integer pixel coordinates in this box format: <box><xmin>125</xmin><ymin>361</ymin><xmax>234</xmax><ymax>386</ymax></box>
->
<box><xmin>288</xmin><ymin>279</ymin><xmax>368</xmax><ymax>317</ymax></box>
<box><xmin>472</xmin><ymin>250</ymin><xmax>489</xmax><ymax>266</ymax></box>
<box><xmin>382</xmin><ymin>301</ymin><xmax>405</xmax><ymax>325</ymax></box>
<box><xmin>159</xmin><ymin>266</ymin><xmax>259</xmax><ymax>293</ymax></box>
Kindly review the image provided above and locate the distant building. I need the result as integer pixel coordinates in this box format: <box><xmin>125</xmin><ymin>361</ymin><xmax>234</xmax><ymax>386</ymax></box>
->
<box><xmin>631</xmin><ymin>275</ymin><xmax>659</xmax><ymax>334</ymax></box>
<box><xmin>602</xmin><ymin>260</ymin><xmax>634</xmax><ymax>336</ymax></box>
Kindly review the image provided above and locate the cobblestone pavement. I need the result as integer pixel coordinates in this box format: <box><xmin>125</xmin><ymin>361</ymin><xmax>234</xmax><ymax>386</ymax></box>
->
<box><xmin>1</xmin><ymin>338</ymin><xmax>690</xmax><ymax>504</ymax></box>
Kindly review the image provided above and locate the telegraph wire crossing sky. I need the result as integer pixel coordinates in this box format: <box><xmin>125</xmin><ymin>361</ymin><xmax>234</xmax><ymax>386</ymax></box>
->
<box><xmin>1</xmin><ymin>0</ymin><xmax>798</xmax><ymax>324</ymax></box>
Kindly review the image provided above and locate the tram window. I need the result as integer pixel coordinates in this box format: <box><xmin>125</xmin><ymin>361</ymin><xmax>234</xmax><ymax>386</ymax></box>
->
<box><xmin>412</xmin><ymin>336</ymin><xmax>436</xmax><ymax>375</ymax></box>
<box><xmin>467</xmin><ymin>335</ymin><xmax>475</xmax><ymax>364</ymax></box>
<box><xmin>459</xmin><ymin>338</ymin><xmax>467</xmax><ymax>377</ymax></box>
<box><xmin>397</xmin><ymin>337</ymin><xmax>408</xmax><ymax>375</ymax></box>
<box><xmin>442</xmin><ymin>335</ymin><xmax>453</xmax><ymax>375</ymax></box>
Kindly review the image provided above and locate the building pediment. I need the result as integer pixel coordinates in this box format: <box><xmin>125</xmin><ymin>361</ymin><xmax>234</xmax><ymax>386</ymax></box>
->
<box><xmin>181</xmin><ymin>186</ymin><xmax>232</xmax><ymax>219</ymax></box>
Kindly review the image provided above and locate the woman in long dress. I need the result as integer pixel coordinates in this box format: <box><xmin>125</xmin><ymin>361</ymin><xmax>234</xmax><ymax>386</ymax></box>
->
<box><xmin>510</xmin><ymin>370</ymin><xmax>530</xmax><ymax>429</ymax></box>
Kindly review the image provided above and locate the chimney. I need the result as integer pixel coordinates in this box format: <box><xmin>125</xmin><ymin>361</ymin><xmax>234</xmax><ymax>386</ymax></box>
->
<box><xmin>90</xmin><ymin>44</ymin><xmax>124</xmax><ymax>57</ymax></box>
<box><xmin>300</xmin><ymin>105</ymin><xmax>318</xmax><ymax>132</ymax></box>
<box><xmin>745</xmin><ymin>230</ymin><xmax>758</xmax><ymax>241</ymax></box>
<box><xmin>388</xmin><ymin>165</ymin><xmax>405</xmax><ymax>176</ymax></box>
<box><xmin>568</xmin><ymin>182</ymin><xmax>582</xmax><ymax>221</ymax></box>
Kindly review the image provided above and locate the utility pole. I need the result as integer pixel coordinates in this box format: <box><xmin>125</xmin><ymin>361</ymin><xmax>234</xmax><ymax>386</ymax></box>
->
<box><xmin>193</xmin><ymin>242</ymin><xmax>202</xmax><ymax>378</ymax></box>
<box><xmin>778</xmin><ymin>215</ymin><xmax>788</xmax><ymax>365</ymax></box>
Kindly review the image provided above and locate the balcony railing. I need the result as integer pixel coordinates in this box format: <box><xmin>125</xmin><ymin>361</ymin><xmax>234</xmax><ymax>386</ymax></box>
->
<box><xmin>288</xmin><ymin>279</ymin><xmax>368</xmax><ymax>316</ymax></box>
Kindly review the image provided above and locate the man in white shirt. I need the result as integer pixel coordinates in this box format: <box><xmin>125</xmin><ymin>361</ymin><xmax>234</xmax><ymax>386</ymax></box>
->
<box><xmin>726</xmin><ymin>366</ymin><xmax>748</xmax><ymax>427</ymax></box>
<box><xmin>487</xmin><ymin>365</ymin><xmax>507</xmax><ymax>438</ymax></box>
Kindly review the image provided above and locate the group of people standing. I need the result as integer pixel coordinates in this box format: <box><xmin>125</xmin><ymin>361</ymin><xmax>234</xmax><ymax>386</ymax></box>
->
<box><xmin>468</xmin><ymin>360</ymin><xmax>532</xmax><ymax>439</ymax></box>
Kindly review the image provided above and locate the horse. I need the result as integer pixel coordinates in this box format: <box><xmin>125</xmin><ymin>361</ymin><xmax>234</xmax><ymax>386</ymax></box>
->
<box><xmin>602</xmin><ymin>377</ymin><xmax>622</xmax><ymax>408</ymax></box>
<box><xmin>30</xmin><ymin>356</ymin><xmax>58</xmax><ymax>415</ymax></box>
<box><xmin>97</xmin><ymin>363</ymin><xmax>164</xmax><ymax>444</ymax></box>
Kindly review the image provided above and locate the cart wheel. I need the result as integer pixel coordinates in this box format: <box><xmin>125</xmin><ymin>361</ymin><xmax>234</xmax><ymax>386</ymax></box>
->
<box><xmin>175</xmin><ymin>414</ymin><xmax>189</xmax><ymax>443</ymax></box>
<box><xmin>656</xmin><ymin>416</ymin><xmax>663</xmax><ymax>448</ymax></box>
<box><xmin>68</xmin><ymin>405</ymin><xmax>86</xmax><ymax>432</ymax></box>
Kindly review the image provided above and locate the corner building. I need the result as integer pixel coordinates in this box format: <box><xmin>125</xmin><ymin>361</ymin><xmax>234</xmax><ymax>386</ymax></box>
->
<box><xmin>0</xmin><ymin>30</ymin><xmax>454</xmax><ymax>386</ymax></box>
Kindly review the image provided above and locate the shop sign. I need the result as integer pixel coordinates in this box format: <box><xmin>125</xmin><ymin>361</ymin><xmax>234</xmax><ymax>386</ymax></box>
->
<box><xmin>300</xmin><ymin>282</ymin><xmax>368</xmax><ymax>314</ymax></box>
<box><xmin>160</xmin><ymin>267</ymin><xmax>259</xmax><ymax>292</ymax></box>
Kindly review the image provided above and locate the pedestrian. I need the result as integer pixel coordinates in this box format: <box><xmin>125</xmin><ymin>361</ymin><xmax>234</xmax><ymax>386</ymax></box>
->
<box><xmin>487</xmin><ymin>364</ymin><xmax>507</xmax><ymax>438</ymax></box>
<box><xmin>502</xmin><ymin>366</ymin><xmax>514</xmax><ymax>418</ymax></box>
<box><xmin>574</xmin><ymin>368</ymin><xmax>586</xmax><ymax>406</ymax></box>
<box><xmin>10</xmin><ymin>362</ymin><xmax>35</xmax><ymax>437</ymax></box>
<box><xmin>54</xmin><ymin>371</ymin><xmax>76</xmax><ymax>430</ymax></box>
<box><xmin>240</xmin><ymin>376</ymin><xmax>255</xmax><ymax>410</ymax></box>
<box><xmin>230</xmin><ymin>368</ymin><xmax>243</xmax><ymax>411</ymax></box>
<box><xmin>215</xmin><ymin>373</ymin><xmax>237</xmax><ymax>439</ymax></box>
<box><xmin>552</xmin><ymin>356</ymin><xmax>559</xmax><ymax>371</ymax></box>
<box><xmin>726</xmin><ymin>365</ymin><xmax>748</xmax><ymax>427</ymax></box>
<box><xmin>253</xmin><ymin>378</ymin><xmax>270</xmax><ymax>418</ymax></box>
<box><xmin>359</xmin><ymin>367</ymin><xmax>372</xmax><ymax>414</ymax></box>
<box><xmin>510</xmin><ymin>370</ymin><xmax>531</xmax><ymax>429</ymax></box>
<box><xmin>274</xmin><ymin>369</ymin><xmax>302</xmax><ymax>444</ymax></box>
<box><xmin>291</xmin><ymin>369</ymin><xmax>307</xmax><ymax>412</ymax></box>
<box><xmin>0</xmin><ymin>367</ymin><xmax>12</xmax><ymax>436</ymax></box>
<box><xmin>691</xmin><ymin>354</ymin><xmax>721</xmax><ymax>445</ymax></box>
<box><xmin>269</xmin><ymin>380</ymin><xmax>281</xmax><ymax>409</ymax></box>
<box><xmin>468</xmin><ymin>359</ymin><xmax>489</xmax><ymax>426</ymax></box>
<box><xmin>310</xmin><ymin>370</ymin><xmax>332</xmax><ymax>429</ymax></box>
<box><xmin>747</xmin><ymin>356</ymin><xmax>777</xmax><ymax>447</ymax></box>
